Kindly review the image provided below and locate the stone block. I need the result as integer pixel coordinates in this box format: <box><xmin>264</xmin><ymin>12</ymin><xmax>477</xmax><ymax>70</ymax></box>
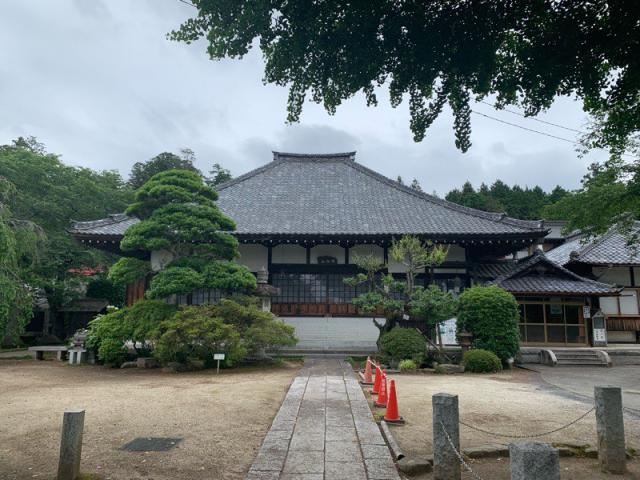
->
<box><xmin>432</xmin><ymin>393</ymin><xmax>460</xmax><ymax>480</ymax></box>
<box><xmin>509</xmin><ymin>442</ymin><xmax>560</xmax><ymax>480</ymax></box>
<box><xmin>595</xmin><ymin>386</ymin><xmax>626</xmax><ymax>474</ymax></box>
<box><xmin>397</xmin><ymin>457</ymin><xmax>433</xmax><ymax>475</ymax></box>
<box><xmin>136</xmin><ymin>357</ymin><xmax>159</xmax><ymax>368</ymax></box>
<box><xmin>57</xmin><ymin>410</ymin><xmax>85</xmax><ymax>480</ymax></box>
<box><xmin>120</xmin><ymin>361</ymin><xmax>138</xmax><ymax>369</ymax></box>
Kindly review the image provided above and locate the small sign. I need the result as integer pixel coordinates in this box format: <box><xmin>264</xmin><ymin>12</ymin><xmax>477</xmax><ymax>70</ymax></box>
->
<box><xmin>583</xmin><ymin>306</ymin><xmax>591</xmax><ymax>319</ymax></box>
<box><xmin>213</xmin><ymin>353</ymin><xmax>225</xmax><ymax>360</ymax></box>
<box><xmin>402</xmin><ymin>313</ymin><xmax>410</xmax><ymax>321</ymax></box>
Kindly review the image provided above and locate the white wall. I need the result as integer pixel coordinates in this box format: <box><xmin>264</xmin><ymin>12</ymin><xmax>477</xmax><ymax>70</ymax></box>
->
<box><xmin>272</xmin><ymin>244</ymin><xmax>306</xmax><ymax>264</ymax></box>
<box><xmin>593</xmin><ymin>266</ymin><xmax>631</xmax><ymax>286</ymax></box>
<box><xmin>237</xmin><ymin>244</ymin><xmax>268</xmax><ymax>272</ymax></box>
<box><xmin>310</xmin><ymin>244</ymin><xmax>345</xmax><ymax>264</ymax></box>
<box><xmin>151</xmin><ymin>249</ymin><xmax>173</xmax><ymax>272</ymax></box>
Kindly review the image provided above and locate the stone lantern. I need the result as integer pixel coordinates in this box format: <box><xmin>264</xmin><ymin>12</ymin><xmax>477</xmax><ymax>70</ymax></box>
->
<box><xmin>458</xmin><ymin>330</ymin><xmax>473</xmax><ymax>354</ymax></box>
<box><xmin>255</xmin><ymin>267</ymin><xmax>280</xmax><ymax>312</ymax></box>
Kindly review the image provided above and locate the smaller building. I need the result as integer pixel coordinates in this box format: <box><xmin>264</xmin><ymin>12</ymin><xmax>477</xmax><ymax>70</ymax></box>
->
<box><xmin>547</xmin><ymin>223</ymin><xmax>640</xmax><ymax>344</ymax></box>
<box><xmin>473</xmin><ymin>252</ymin><xmax>620</xmax><ymax>346</ymax></box>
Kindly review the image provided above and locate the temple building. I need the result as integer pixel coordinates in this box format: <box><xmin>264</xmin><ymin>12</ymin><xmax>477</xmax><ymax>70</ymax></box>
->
<box><xmin>547</xmin><ymin>224</ymin><xmax>640</xmax><ymax>344</ymax></box>
<box><xmin>71</xmin><ymin>152</ymin><xmax>620</xmax><ymax>350</ymax></box>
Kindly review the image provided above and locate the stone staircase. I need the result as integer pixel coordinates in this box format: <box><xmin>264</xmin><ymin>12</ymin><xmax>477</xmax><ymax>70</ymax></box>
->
<box><xmin>543</xmin><ymin>348</ymin><xmax>611</xmax><ymax>367</ymax></box>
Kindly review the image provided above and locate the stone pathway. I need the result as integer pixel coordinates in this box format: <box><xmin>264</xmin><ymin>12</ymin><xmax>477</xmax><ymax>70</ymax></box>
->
<box><xmin>247</xmin><ymin>358</ymin><xmax>401</xmax><ymax>480</ymax></box>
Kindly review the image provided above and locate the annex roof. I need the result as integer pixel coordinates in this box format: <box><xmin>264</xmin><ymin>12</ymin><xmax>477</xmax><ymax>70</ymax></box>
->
<box><xmin>488</xmin><ymin>251</ymin><xmax>621</xmax><ymax>296</ymax></box>
<box><xmin>546</xmin><ymin>223</ymin><xmax>640</xmax><ymax>266</ymax></box>
<box><xmin>70</xmin><ymin>152</ymin><xmax>547</xmax><ymax>239</ymax></box>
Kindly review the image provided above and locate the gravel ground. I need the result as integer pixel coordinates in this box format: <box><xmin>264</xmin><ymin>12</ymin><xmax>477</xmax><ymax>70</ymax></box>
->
<box><xmin>378</xmin><ymin>368</ymin><xmax>640</xmax><ymax>459</ymax></box>
<box><xmin>0</xmin><ymin>359</ymin><xmax>300</xmax><ymax>480</ymax></box>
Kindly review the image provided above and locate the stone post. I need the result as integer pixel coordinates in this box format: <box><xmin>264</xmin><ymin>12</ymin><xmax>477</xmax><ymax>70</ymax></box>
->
<box><xmin>432</xmin><ymin>393</ymin><xmax>461</xmax><ymax>480</ymax></box>
<box><xmin>595</xmin><ymin>386</ymin><xmax>626</xmax><ymax>473</ymax></box>
<box><xmin>509</xmin><ymin>442</ymin><xmax>560</xmax><ymax>480</ymax></box>
<box><xmin>57</xmin><ymin>409</ymin><xmax>85</xmax><ymax>480</ymax></box>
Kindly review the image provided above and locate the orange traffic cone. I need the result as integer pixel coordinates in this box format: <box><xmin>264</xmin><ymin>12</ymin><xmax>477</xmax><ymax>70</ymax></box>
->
<box><xmin>375</xmin><ymin>371</ymin><xmax>388</xmax><ymax>407</ymax></box>
<box><xmin>383</xmin><ymin>379</ymin><xmax>405</xmax><ymax>424</ymax></box>
<box><xmin>361</xmin><ymin>356</ymin><xmax>373</xmax><ymax>385</ymax></box>
<box><xmin>371</xmin><ymin>364</ymin><xmax>382</xmax><ymax>395</ymax></box>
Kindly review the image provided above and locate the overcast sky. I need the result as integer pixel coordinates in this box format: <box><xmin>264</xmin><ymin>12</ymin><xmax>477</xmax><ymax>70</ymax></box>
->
<box><xmin>0</xmin><ymin>0</ymin><xmax>607</xmax><ymax>196</ymax></box>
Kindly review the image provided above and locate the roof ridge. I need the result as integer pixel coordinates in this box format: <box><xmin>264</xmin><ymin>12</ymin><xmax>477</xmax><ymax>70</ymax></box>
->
<box><xmin>272</xmin><ymin>151</ymin><xmax>357</xmax><ymax>161</ymax></box>
<box><xmin>494</xmin><ymin>251</ymin><xmax>615</xmax><ymax>288</ymax></box>
<box><xmin>345</xmin><ymin>161</ymin><xmax>545</xmax><ymax>233</ymax></box>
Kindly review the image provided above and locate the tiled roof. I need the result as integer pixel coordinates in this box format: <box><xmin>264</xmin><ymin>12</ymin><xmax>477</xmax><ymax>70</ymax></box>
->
<box><xmin>546</xmin><ymin>223</ymin><xmax>640</xmax><ymax>266</ymax></box>
<box><xmin>214</xmin><ymin>152</ymin><xmax>546</xmax><ymax>236</ymax></box>
<box><xmin>70</xmin><ymin>213</ymin><xmax>139</xmax><ymax>237</ymax></box>
<box><xmin>70</xmin><ymin>152</ymin><xmax>547</xmax><ymax>238</ymax></box>
<box><xmin>490</xmin><ymin>251</ymin><xmax>620</xmax><ymax>296</ymax></box>
<box><xmin>471</xmin><ymin>262</ymin><xmax>516</xmax><ymax>279</ymax></box>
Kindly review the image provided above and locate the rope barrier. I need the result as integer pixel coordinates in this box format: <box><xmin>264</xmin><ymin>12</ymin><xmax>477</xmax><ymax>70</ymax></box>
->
<box><xmin>439</xmin><ymin>421</ymin><xmax>486</xmax><ymax>480</ymax></box>
<box><xmin>459</xmin><ymin>406</ymin><xmax>595</xmax><ymax>439</ymax></box>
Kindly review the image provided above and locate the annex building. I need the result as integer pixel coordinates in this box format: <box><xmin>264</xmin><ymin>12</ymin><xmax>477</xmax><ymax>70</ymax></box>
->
<box><xmin>71</xmin><ymin>152</ymin><xmax>620</xmax><ymax>351</ymax></box>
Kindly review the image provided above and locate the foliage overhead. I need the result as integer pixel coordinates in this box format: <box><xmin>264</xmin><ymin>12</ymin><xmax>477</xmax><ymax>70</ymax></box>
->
<box><xmin>457</xmin><ymin>286</ymin><xmax>520</xmax><ymax>362</ymax></box>
<box><xmin>171</xmin><ymin>1</ymin><xmax>640</xmax><ymax>153</ymax></box>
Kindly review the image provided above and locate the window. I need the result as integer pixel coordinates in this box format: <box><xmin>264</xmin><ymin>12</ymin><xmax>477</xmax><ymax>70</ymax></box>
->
<box><xmin>518</xmin><ymin>297</ymin><xmax>586</xmax><ymax>345</ymax></box>
<box><xmin>272</xmin><ymin>273</ymin><xmax>370</xmax><ymax>304</ymax></box>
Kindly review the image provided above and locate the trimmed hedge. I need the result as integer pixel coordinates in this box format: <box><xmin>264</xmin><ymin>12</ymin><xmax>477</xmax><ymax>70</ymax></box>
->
<box><xmin>456</xmin><ymin>285</ymin><xmax>520</xmax><ymax>362</ymax></box>
<box><xmin>463</xmin><ymin>349</ymin><xmax>502</xmax><ymax>373</ymax></box>
<box><xmin>379</xmin><ymin>327</ymin><xmax>425</xmax><ymax>364</ymax></box>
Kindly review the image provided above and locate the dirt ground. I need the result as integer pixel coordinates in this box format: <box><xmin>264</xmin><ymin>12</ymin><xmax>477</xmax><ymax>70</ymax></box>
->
<box><xmin>378</xmin><ymin>368</ymin><xmax>640</xmax><ymax>479</ymax></box>
<box><xmin>0</xmin><ymin>358</ymin><xmax>300</xmax><ymax>480</ymax></box>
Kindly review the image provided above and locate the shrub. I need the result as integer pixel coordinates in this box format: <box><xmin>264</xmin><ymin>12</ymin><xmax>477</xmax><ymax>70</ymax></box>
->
<box><xmin>154</xmin><ymin>306</ymin><xmax>246</xmax><ymax>366</ymax></box>
<box><xmin>200</xmin><ymin>298</ymin><xmax>297</xmax><ymax>354</ymax></box>
<box><xmin>463</xmin><ymin>349</ymin><xmax>502</xmax><ymax>373</ymax></box>
<box><xmin>399</xmin><ymin>359</ymin><xmax>417</xmax><ymax>372</ymax></box>
<box><xmin>86</xmin><ymin>300</ymin><xmax>177</xmax><ymax>365</ymax></box>
<box><xmin>456</xmin><ymin>286</ymin><xmax>520</xmax><ymax>362</ymax></box>
<box><xmin>379</xmin><ymin>327</ymin><xmax>425</xmax><ymax>364</ymax></box>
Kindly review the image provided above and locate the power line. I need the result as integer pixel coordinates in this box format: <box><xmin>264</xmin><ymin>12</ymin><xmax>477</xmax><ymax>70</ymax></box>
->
<box><xmin>471</xmin><ymin>110</ymin><xmax>578</xmax><ymax>144</ymax></box>
<box><xmin>177</xmin><ymin>0</ymin><xmax>196</xmax><ymax>7</ymax></box>
<box><xmin>472</xmin><ymin>109</ymin><xmax>639</xmax><ymax>160</ymax></box>
<box><xmin>479</xmin><ymin>100</ymin><xmax>585</xmax><ymax>134</ymax></box>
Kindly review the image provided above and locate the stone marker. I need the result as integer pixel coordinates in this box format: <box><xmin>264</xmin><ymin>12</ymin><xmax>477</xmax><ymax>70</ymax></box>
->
<box><xmin>595</xmin><ymin>385</ymin><xmax>626</xmax><ymax>473</ymax></box>
<box><xmin>509</xmin><ymin>442</ymin><xmax>560</xmax><ymax>480</ymax></box>
<box><xmin>57</xmin><ymin>409</ymin><xmax>85</xmax><ymax>480</ymax></box>
<box><xmin>432</xmin><ymin>393</ymin><xmax>461</xmax><ymax>480</ymax></box>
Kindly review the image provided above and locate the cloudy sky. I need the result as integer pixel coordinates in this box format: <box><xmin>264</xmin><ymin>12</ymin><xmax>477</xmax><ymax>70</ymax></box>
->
<box><xmin>1</xmin><ymin>0</ymin><xmax>607</xmax><ymax>195</ymax></box>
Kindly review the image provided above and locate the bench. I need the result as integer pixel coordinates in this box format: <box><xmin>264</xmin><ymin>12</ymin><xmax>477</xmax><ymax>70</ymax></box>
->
<box><xmin>28</xmin><ymin>345</ymin><xmax>68</xmax><ymax>361</ymax></box>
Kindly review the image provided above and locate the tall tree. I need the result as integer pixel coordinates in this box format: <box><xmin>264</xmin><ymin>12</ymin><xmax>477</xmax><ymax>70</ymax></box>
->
<box><xmin>128</xmin><ymin>151</ymin><xmax>201</xmax><ymax>189</ymax></box>
<box><xmin>172</xmin><ymin>1</ymin><xmax>640</xmax><ymax>153</ymax></box>
<box><xmin>110</xmin><ymin>169</ymin><xmax>256</xmax><ymax>299</ymax></box>
<box><xmin>206</xmin><ymin>163</ymin><xmax>233</xmax><ymax>187</ymax></box>
<box><xmin>0</xmin><ymin>138</ymin><xmax>132</xmax><ymax>314</ymax></box>
<box><xmin>543</xmin><ymin>158</ymin><xmax>640</xmax><ymax>238</ymax></box>
<box><xmin>0</xmin><ymin>178</ymin><xmax>44</xmax><ymax>345</ymax></box>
